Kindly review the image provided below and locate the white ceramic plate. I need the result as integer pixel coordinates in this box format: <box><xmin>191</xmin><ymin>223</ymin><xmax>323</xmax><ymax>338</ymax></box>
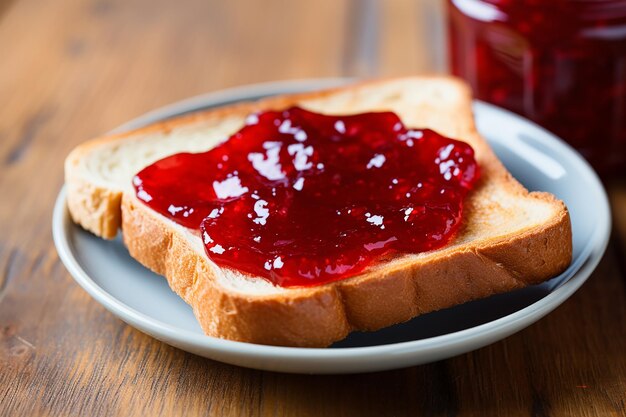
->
<box><xmin>53</xmin><ymin>79</ymin><xmax>611</xmax><ymax>374</ymax></box>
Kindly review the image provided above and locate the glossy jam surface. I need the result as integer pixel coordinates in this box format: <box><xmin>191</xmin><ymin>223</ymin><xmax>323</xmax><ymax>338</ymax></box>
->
<box><xmin>448</xmin><ymin>0</ymin><xmax>626</xmax><ymax>175</ymax></box>
<box><xmin>134</xmin><ymin>107</ymin><xmax>480</xmax><ymax>287</ymax></box>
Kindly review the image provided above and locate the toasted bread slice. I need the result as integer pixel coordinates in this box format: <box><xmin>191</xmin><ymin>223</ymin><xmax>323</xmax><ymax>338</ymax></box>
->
<box><xmin>65</xmin><ymin>77</ymin><xmax>572</xmax><ymax>347</ymax></box>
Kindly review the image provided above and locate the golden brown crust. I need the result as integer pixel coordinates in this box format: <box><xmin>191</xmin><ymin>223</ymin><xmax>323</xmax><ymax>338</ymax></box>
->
<box><xmin>122</xmin><ymin>195</ymin><xmax>351</xmax><ymax>347</ymax></box>
<box><xmin>121</xmin><ymin>191</ymin><xmax>571</xmax><ymax>347</ymax></box>
<box><xmin>68</xmin><ymin>76</ymin><xmax>573</xmax><ymax>347</ymax></box>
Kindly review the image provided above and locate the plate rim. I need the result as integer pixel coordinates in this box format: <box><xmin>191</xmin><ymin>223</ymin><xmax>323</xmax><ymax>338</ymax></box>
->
<box><xmin>52</xmin><ymin>78</ymin><xmax>611</xmax><ymax>372</ymax></box>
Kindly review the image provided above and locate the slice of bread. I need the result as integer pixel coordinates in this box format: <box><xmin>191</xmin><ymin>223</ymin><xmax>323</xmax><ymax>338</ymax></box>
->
<box><xmin>65</xmin><ymin>77</ymin><xmax>572</xmax><ymax>347</ymax></box>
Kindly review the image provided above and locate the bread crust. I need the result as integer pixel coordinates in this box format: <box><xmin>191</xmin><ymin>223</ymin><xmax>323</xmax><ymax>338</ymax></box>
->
<box><xmin>121</xmin><ymin>191</ymin><xmax>570</xmax><ymax>347</ymax></box>
<box><xmin>66</xmin><ymin>76</ymin><xmax>573</xmax><ymax>347</ymax></box>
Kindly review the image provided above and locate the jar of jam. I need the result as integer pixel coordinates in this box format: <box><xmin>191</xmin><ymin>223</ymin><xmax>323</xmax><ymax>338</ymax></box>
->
<box><xmin>447</xmin><ymin>0</ymin><xmax>626</xmax><ymax>176</ymax></box>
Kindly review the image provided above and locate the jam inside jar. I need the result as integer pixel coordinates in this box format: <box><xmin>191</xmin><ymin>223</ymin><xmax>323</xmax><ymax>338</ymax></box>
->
<box><xmin>448</xmin><ymin>0</ymin><xmax>626</xmax><ymax>176</ymax></box>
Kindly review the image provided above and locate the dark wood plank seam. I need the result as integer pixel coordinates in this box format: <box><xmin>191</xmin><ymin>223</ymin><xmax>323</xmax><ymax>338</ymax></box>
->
<box><xmin>4</xmin><ymin>107</ymin><xmax>54</xmax><ymax>165</ymax></box>
<box><xmin>0</xmin><ymin>0</ymin><xmax>16</xmax><ymax>23</ymax></box>
<box><xmin>610</xmin><ymin>231</ymin><xmax>626</xmax><ymax>295</ymax></box>
<box><xmin>341</xmin><ymin>0</ymin><xmax>379</xmax><ymax>77</ymax></box>
<box><xmin>0</xmin><ymin>247</ymin><xmax>18</xmax><ymax>304</ymax></box>
<box><xmin>51</xmin><ymin>249</ymin><xmax>69</xmax><ymax>280</ymax></box>
<box><xmin>341</xmin><ymin>0</ymin><xmax>357</xmax><ymax>76</ymax></box>
<box><xmin>256</xmin><ymin>371</ymin><xmax>264</xmax><ymax>417</ymax></box>
<box><xmin>419</xmin><ymin>361</ymin><xmax>459</xmax><ymax>417</ymax></box>
<box><xmin>519</xmin><ymin>328</ymin><xmax>552</xmax><ymax>417</ymax></box>
<box><xmin>437</xmin><ymin>361</ymin><xmax>459</xmax><ymax>417</ymax></box>
<box><xmin>30</xmin><ymin>250</ymin><xmax>46</xmax><ymax>275</ymax></box>
<box><xmin>530</xmin><ymin>387</ymin><xmax>551</xmax><ymax>417</ymax></box>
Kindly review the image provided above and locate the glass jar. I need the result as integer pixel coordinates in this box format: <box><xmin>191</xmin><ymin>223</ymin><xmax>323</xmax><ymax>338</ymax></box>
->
<box><xmin>447</xmin><ymin>0</ymin><xmax>626</xmax><ymax>176</ymax></box>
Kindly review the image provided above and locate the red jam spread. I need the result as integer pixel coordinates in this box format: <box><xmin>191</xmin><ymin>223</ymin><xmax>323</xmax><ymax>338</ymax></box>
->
<box><xmin>133</xmin><ymin>107</ymin><xmax>480</xmax><ymax>287</ymax></box>
<box><xmin>448</xmin><ymin>0</ymin><xmax>626</xmax><ymax>175</ymax></box>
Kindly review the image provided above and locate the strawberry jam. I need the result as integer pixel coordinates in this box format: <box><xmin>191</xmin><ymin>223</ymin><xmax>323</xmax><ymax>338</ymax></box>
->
<box><xmin>448</xmin><ymin>0</ymin><xmax>626</xmax><ymax>175</ymax></box>
<box><xmin>133</xmin><ymin>107</ymin><xmax>480</xmax><ymax>287</ymax></box>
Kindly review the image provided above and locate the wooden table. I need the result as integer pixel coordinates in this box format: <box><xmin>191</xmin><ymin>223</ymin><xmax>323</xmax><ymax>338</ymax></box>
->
<box><xmin>1</xmin><ymin>0</ymin><xmax>625</xmax><ymax>415</ymax></box>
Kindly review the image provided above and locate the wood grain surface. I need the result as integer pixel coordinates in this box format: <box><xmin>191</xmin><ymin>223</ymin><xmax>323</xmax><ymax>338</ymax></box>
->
<box><xmin>1</xmin><ymin>0</ymin><xmax>625</xmax><ymax>415</ymax></box>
